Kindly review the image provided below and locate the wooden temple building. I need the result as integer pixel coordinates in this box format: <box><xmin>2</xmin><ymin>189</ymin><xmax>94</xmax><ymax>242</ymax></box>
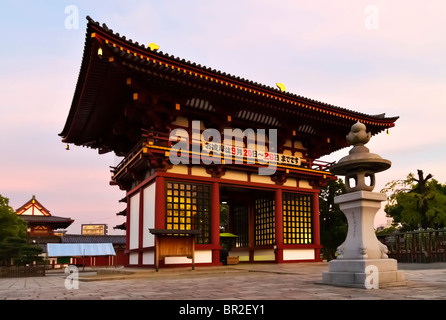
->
<box><xmin>15</xmin><ymin>195</ymin><xmax>126</xmax><ymax>268</ymax></box>
<box><xmin>16</xmin><ymin>195</ymin><xmax>74</xmax><ymax>243</ymax></box>
<box><xmin>60</xmin><ymin>17</ymin><xmax>398</xmax><ymax>268</ymax></box>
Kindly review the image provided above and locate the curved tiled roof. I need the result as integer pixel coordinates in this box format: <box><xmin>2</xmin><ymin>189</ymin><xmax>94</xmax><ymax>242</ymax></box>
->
<box><xmin>60</xmin><ymin>17</ymin><xmax>398</xmax><ymax>158</ymax></box>
<box><xmin>82</xmin><ymin>16</ymin><xmax>398</xmax><ymax>126</ymax></box>
<box><xmin>19</xmin><ymin>215</ymin><xmax>74</xmax><ymax>229</ymax></box>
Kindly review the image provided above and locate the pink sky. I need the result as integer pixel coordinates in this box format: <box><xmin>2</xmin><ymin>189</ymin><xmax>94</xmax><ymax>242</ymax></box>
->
<box><xmin>1</xmin><ymin>1</ymin><xmax>445</xmax><ymax>233</ymax></box>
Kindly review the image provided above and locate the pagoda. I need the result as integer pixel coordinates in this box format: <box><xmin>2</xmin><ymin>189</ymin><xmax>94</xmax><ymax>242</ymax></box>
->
<box><xmin>60</xmin><ymin>17</ymin><xmax>398</xmax><ymax>268</ymax></box>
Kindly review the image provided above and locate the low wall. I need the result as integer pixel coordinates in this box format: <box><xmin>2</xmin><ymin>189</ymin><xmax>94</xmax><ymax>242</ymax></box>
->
<box><xmin>0</xmin><ymin>266</ymin><xmax>46</xmax><ymax>278</ymax></box>
<box><xmin>378</xmin><ymin>229</ymin><xmax>446</xmax><ymax>263</ymax></box>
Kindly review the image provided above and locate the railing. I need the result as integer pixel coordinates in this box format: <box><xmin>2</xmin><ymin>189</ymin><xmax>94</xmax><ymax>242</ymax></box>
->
<box><xmin>111</xmin><ymin>129</ymin><xmax>335</xmax><ymax>180</ymax></box>
<box><xmin>0</xmin><ymin>266</ymin><xmax>46</xmax><ymax>278</ymax></box>
<box><xmin>378</xmin><ymin>229</ymin><xmax>446</xmax><ymax>263</ymax></box>
<box><xmin>110</xmin><ymin>130</ymin><xmax>171</xmax><ymax>178</ymax></box>
<box><xmin>110</xmin><ymin>139</ymin><xmax>145</xmax><ymax>178</ymax></box>
<box><xmin>304</xmin><ymin>159</ymin><xmax>335</xmax><ymax>172</ymax></box>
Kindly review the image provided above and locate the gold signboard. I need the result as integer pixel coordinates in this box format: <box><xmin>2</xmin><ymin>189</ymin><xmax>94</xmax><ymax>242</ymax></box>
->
<box><xmin>81</xmin><ymin>224</ymin><xmax>108</xmax><ymax>235</ymax></box>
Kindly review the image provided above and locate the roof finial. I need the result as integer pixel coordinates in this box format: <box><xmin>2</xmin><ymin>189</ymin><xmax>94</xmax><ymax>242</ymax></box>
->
<box><xmin>346</xmin><ymin>121</ymin><xmax>371</xmax><ymax>146</ymax></box>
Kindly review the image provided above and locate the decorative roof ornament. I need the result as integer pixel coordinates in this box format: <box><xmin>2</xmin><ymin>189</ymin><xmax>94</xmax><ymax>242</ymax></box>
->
<box><xmin>276</xmin><ymin>82</ymin><xmax>286</xmax><ymax>92</ymax></box>
<box><xmin>148</xmin><ymin>42</ymin><xmax>160</xmax><ymax>51</ymax></box>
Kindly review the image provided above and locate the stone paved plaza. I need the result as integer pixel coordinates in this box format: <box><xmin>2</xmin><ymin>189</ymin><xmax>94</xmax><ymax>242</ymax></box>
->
<box><xmin>0</xmin><ymin>262</ymin><xmax>445</xmax><ymax>300</ymax></box>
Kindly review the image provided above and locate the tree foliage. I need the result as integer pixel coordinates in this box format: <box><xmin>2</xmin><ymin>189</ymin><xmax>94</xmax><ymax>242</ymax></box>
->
<box><xmin>0</xmin><ymin>195</ymin><xmax>43</xmax><ymax>266</ymax></box>
<box><xmin>0</xmin><ymin>195</ymin><xmax>27</xmax><ymax>242</ymax></box>
<box><xmin>319</xmin><ymin>179</ymin><xmax>347</xmax><ymax>261</ymax></box>
<box><xmin>381</xmin><ymin>170</ymin><xmax>446</xmax><ymax>231</ymax></box>
<box><xmin>0</xmin><ymin>238</ymin><xmax>44</xmax><ymax>266</ymax></box>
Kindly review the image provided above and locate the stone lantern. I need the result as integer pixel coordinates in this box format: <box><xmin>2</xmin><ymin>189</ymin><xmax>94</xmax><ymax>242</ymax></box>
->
<box><xmin>322</xmin><ymin>122</ymin><xmax>405</xmax><ymax>288</ymax></box>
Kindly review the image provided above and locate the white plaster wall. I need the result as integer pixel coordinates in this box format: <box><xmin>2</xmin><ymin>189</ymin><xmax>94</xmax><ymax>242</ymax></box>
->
<box><xmin>283</xmin><ymin>249</ymin><xmax>315</xmax><ymax>261</ymax></box>
<box><xmin>129</xmin><ymin>252</ymin><xmax>139</xmax><ymax>265</ymax></box>
<box><xmin>191</xmin><ymin>166</ymin><xmax>209</xmax><ymax>177</ymax></box>
<box><xmin>129</xmin><ymin>193</ymin><xmax>140</xmax><ymax>250</ymax></box>
<box><xmin>167</xmin><ymin>164</ymin><xmax>188</xmax><ymax>175</ymax></box>
<box><xmin>164</xmin><ymin>250</ymin><xmax>212</xmax><ymax>264</ymax></box>
<box><xmin>229</xmin><ymin>250</ymin><xmax>250</xmax><ymax>262</ymax></box>
<box><xmin>143</xmin><ymin>182</ymin><xmax>156</xmax><ymax>248</ymax></box>
<box><xmin>221</xmin><ymin>170</ymin><xmax>248</xmax><ymax>181</ymax></box>
<box><xmin>299</xmin><ymin>179</ymin><xmax>313</xmax><ymax>189</ymax></box>
<box><xmin>254</xmin><ymin>249</ymin><xmax>275</xmax><ymax>261</ymax></box>
<box><xmin>284</xmin><ymin>177</ymin><xmax>297</xmax><ymax>187</ymax></box>
<box><xmin>19</xmin><ymin>207</ymin><xmax>35</xmax><ymax>215</ymax></box>
<box><xmin>250</xmin><ymin>174</ymin><xmax>274</xmax><ymax>185</ymax></box>
<box><xmin>143</xmin><ymin>251</ymin><xmax>155</xmax><ymax>265</ymax></box>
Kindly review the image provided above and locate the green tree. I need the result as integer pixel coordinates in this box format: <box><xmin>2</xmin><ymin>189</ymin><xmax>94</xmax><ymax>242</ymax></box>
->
<box><xmin>0</xmin><ymin>195</ymin><xmax>43</xmax><ymax>266</ymax></box>
<box><xmin>0</xmin><ymin>238</ymin><xmax>43</xmax><ymax>266</ymax></box>
<box><xmin>382</xmin><ymin>170</ymin><xmax>446</xmax><ymax>231</ymax></box>
<box><xmin>0</xmin><ymin>195</ymin><xmax>27</xmax><ymax>242</ymax></box>
<box><xmin>319</xmin><ymin>179</ymin><xmax>347</xmax><ymax>261</ymax></box>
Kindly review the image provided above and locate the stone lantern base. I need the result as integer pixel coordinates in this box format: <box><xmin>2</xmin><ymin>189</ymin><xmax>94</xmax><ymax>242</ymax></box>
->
<box><xmin>322</xmin><ymin>190</ymin><xmax>406</xmax><ymax>288</ymax></box>
<box><xmin>322</xmin><ymin>259</ymin><xmax>406</xmax><ymax>288</ymax></box>
<box><xmin>322</xmin><ymin>121</ymin><xmax>405</xmax><ymax>288</ymax></box>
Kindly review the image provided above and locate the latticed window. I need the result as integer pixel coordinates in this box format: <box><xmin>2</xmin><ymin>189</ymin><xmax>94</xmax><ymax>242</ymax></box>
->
<box><xmin>283</xmin><ymin>193</ymin><xmax>313</xmax><ymax>244</ymax></box>
<box><xmin>255</xmin><ymin>197</ymin><xmax>275</xmax><ymax>246</ymax></box>
<box><xmin>165</xmin><ymin>181</ymin><xmax>211</xmax><ymax>244</ymax></box>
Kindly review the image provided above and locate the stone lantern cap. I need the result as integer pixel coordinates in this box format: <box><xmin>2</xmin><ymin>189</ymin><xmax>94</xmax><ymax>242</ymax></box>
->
<box><xmin>329</xmin><ymin>121</ymin><xmax>391</xmax><ymax>192</ymax></box>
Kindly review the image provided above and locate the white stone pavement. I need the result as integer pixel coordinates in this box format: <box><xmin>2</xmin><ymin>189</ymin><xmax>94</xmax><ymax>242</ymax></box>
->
<box><xmin>0</xmin><ymin>262</ymin><xmax>446</xmax><ymax>300</ymax></box>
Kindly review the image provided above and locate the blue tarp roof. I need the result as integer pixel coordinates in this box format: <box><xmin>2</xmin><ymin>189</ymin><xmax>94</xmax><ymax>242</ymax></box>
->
<box><xmin>47</xmin><ymin>243</ymin><xmax>116</xmax><ymax>257</ymax></box>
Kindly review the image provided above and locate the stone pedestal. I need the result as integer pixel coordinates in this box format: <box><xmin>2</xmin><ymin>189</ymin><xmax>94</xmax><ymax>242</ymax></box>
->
<box><xmin>334</xmin><ymin>191</ymin><xmax>388</xmax><ymax>260</ymax></box>
<box><xmin>321</xmin><ymin>121</ymin><xmax>405</xmax><ymax>288</ymax></box>
<box><xmin>322</xmin><ymin>191</ymin><xmax>405</xmax><ymax>288</ymax></box>
<box><xmin>322</xmin><ymin>259</ymin><xmax>406</xmax><ymax>288</ymax></box>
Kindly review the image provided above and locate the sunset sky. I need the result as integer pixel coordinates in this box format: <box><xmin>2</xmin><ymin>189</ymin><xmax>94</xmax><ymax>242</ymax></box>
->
<box><xmin>1</xmin><ymin>1</ymin><xmax>445</xmax><ymax>233</ymax></box>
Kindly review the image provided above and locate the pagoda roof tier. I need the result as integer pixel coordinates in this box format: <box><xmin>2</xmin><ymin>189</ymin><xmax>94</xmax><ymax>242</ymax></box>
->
<box><xmin>60</xmin><ymin>17</ymin><xmax>398</xmax><ymax>158</ymax></box>
<box><xmin>113</xmin><ymin>223</ymin><xmax>126</xmax><ymax>231</ymax></box>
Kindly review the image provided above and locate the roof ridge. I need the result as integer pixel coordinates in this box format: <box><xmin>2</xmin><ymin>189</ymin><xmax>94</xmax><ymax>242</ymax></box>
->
<box><xmin>85</xmin><ymin>16</ymin><xmax>398</xmax><ymax>122</ymax></box>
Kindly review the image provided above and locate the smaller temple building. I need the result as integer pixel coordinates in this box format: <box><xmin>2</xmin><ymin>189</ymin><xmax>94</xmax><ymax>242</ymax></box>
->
<box><xmin>15</xmin><ymin>196</ymin><xmax>126</xmax><ymax>267</ymax></box>
<box><xmin>15</xmin><ymin>195</ymin><xmax>74</xmax><ymax>244</ymax></box>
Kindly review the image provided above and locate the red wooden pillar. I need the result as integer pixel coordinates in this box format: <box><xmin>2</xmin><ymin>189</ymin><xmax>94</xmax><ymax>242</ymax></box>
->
<box><xmin>125</xmin><ymin>196</ymin><xmax>131</xmax><ymax>253</ymax></box>
<box><xmin>275</xmin><ymin>188</ymin><xmax>284</xmax><ymax>263</ymax></box>
<box><xmin>138</xmin><ymin>188</ymin><xmax>144</xmax><ymax>265</ymax></box>
<box><xmin>154</xmin><ymin>175</ymin><xmax>165</xmax><ymax>229</ymax></box>
<box><xmin>211</xmin><ymin>181</ymin><xmax>222</xmax><ymax>265</ymax></box>
<box><xmin>248</xmin><ymin>198</ymin><xmax>255</xmax><ymax>262</ymax></box>
<box><xmin>154</xmin><ymin>176</ymin><xmax>165</xmax><ymax>267</ymax></box>
<box><xmin>312</xmin><ymin>192</ymin><xmax>321</xmax><ymax>261</ymax></box>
